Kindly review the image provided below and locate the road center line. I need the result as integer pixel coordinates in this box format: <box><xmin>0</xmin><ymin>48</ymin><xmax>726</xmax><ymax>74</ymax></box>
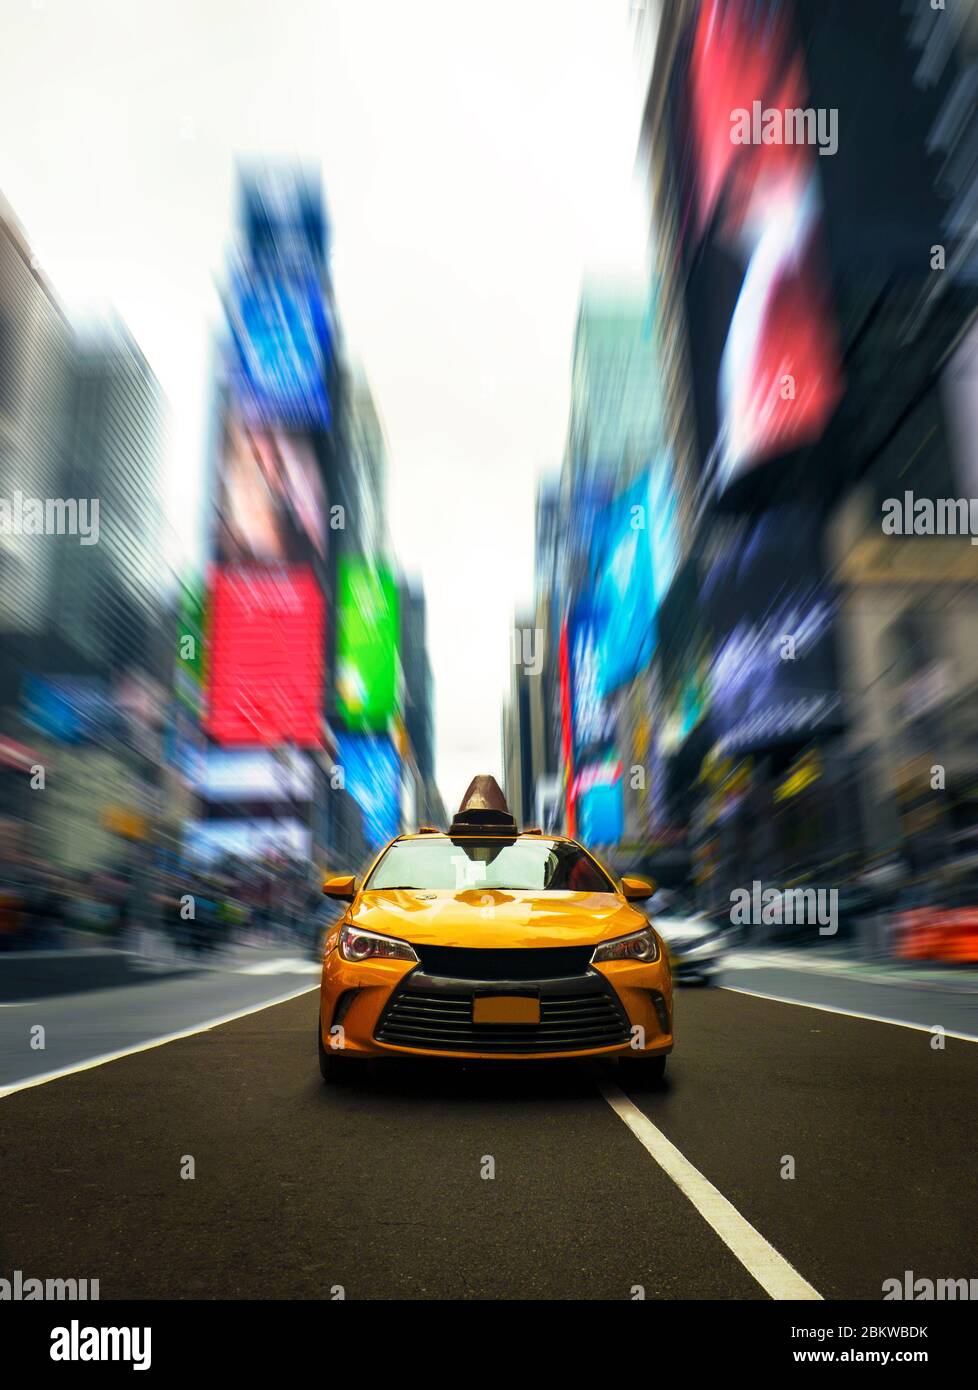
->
<box><xmin>600</xmin><ymin>1081</ymin><xmax>822</xmax><ymax>1301</ymax></box>
<box><xmin>0</xmin><ymin>984</ymin><xmax>318</xmax><ymax>1100</ymax></box>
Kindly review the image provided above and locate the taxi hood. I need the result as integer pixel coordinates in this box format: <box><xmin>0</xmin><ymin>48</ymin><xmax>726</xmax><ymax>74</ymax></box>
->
<box><xmin>349</xmin><ymin>887</ymin><xmax>648</xmax><ymax>949</ymax></box>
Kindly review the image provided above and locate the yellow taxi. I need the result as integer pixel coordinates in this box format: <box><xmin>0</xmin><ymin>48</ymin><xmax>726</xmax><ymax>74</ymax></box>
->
<box><xmin>317</xmin><ymin>777</ymin><xmax>672</xmax><ymax>1081</ymax></box>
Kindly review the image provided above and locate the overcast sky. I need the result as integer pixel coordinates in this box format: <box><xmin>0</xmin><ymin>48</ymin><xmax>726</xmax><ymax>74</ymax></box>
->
<box><xmin>0</xmin><ymin>0</ymin><xmax>653</xmax><ymax>812</ymax></box>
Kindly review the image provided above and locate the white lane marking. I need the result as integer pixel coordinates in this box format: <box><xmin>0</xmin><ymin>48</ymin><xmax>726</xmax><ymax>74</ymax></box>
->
<box><xmin>235</xmin><ymin>957</ymin><xmax>321</xmax><ymax>976</ymax></box>
<box><xmin>722</xmin><ymin>985</ymin><xmax>978</xmax><ymax>1043</ymax></box>
<box><xmin>600</xmin><ymin>1082</ymin><xmax>822</xmax><ymax>1301</ymax></box>
<box><xmin>0</xmin><ymin>984</ymin><xmax>318</xmax><ymax>1100</ymax></box>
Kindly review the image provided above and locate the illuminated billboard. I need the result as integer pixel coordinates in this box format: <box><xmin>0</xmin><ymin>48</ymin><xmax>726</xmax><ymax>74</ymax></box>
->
<box><xmin>589</xmin><ymin>465</ymin><xmax>678</xmax><ymax>696</ymax></box>
<box><xmin>225</xmin><ymin>262</ymin><xmax>333</xmax><ymax>430</ymax></box>
<box><xmin>217</xmin><ymin>413</ymin><xmax>326</xmax><ymax>564</ymax></box>
<box><xmin>681</xmin><ymin>0</ymin><xmax>843</xmax><ymax>488</ymax></box>
<box><xmin>240</xmin><ymin>168</ymin><xmax>327</xmax><ymax>271</ymax></box>
<box><xmin>335</xmin><ymin>558</ymin><xmax>399</xmax><ymax>732</ymax></box>
<box><xmin>574</xmin><ymin>760</ymin><xmax>624</xmax><ymax>846</ymax></box>
<box><xmin>702</xmin><ymin>508</ymin><xmax>842</xmax><ymax>756</ymax></box>
<box><xmin>569</xmin><ymin>596</ymin><xmax>615</xmax><ymax>758</ymax></box>
<box><xmin>193</xmin><ymin>747</ymin><xmax>314</xmax><ymax>803</ymax></box>
<box><xmin>21</xmin><ymin>676</ymin><xmax>118</xmax><ymax>744</ymax></box>
<box><xmin>175</xmin><ymin>575</ymin><xmax>207</xmax><ymax>715</ymax></box>
<box><xmin>336</xmin><ymin>732</ymin><xmax>401</xmax><ymax>850</ymax></box>
<box><xmin>205</xmin><ymin>566</ymin><xmax>324</xmax><ymax>747</ymax></box>
<box><xmin>186</xmin><ymin>817</ymin><xmax>312</xmax><ymax>865</ymax></box>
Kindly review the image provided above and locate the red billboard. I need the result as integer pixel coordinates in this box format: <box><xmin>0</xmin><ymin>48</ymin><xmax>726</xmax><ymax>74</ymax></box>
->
<box><xmin>686</xmin><ymin>0</ymin><xmax>843</xmax><ymax>487</ymax></box>
<box><xmin>205</xmin><ymin>566</ymin><xmax>324</xmax><ymax>747</ymax></box>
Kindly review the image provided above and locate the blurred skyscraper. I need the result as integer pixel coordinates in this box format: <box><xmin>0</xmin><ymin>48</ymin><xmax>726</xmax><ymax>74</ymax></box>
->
<box><xmin>55</xmin><ymin>326</ymin><xmax>166</xmax><ymax>675</ymax></box>
<box><xmin>0</xmin><ymin>199</ymin><xmax>73</xmax><ymax>638</ymax></box>
<box><xmin>0</xmin><ymin>197</ymin><xmax>169</xmax><ymax>876</ymax></box>
<box><xmin>565</xmin><ymin>281</ymin><xmax>663</xmax><ymax>497</ymax></box>
<box><xmin>343</xmin><ymin>362</ymin><xmax>390</xmax><ymax>561</ymax></box>
<box><xmin>399</xmin><ymin>577</ymin><xmax>441</xmax><ymax>824</ymax></box>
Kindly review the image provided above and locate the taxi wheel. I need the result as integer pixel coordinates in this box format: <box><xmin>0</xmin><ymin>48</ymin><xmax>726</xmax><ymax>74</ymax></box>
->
<box><xmin>318</xmin><ymin>1020</ymin><xmax>354</xmax><ymax>1083</ymax></box>
<box><xmin>618</xmin><ymin>1054</ymin><xmax>667</xmax><ymax>1088</ymax></box>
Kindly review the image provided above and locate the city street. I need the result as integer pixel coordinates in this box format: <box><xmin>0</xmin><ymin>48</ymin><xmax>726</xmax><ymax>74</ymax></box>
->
<box><xmin>2</xmin><ymin>972</ymin><xmax>975</xmax><ymax>1301</ymax></box>
<box><xmin>3</xmin><ymin>0</ymin><xmax>978</xmax><ymax>1347</ymax></box>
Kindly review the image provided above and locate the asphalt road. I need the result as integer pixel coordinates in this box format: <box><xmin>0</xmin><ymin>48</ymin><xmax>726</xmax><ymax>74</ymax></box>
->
<box><xmin>2</xmin><ymin>970</ymin><xmax>976</xmax><ymax>1300</ymax></box>
<box><xmin>718</xmin><ymin>953</ymin><xmax>978</xmax><ymax>1039</ymax></box>
<box><xmin>0</xmin><ymin>947</ymin><xmax>320</xmax><ymax>1092</ymax></box>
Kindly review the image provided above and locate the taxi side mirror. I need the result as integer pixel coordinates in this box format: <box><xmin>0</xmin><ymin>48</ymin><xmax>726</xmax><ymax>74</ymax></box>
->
<box><xmin>322</xmin><ymin>874</ymin><xmax>357</xmax><ymax>902</ymax></box>
<box><xmin>621</xmin><ymin>875</ymin><xmax>656</xmax><ymax>902</ymax></box>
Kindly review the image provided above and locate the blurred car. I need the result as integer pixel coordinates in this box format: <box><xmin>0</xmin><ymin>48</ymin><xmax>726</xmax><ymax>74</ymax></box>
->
<box><xmin>652</xmin><ymin>900</ymin><xmax>728</xmax><ymax>984</ymax></box>
<box><xmin>317</xmin><ymin>777</ymin><xmax>673</xmax><ymax>1083</ymax></box>
<box><xmin>893</xmin><ymin>876</ymin><xmax>978</xmax><ymax>964</ymax></box>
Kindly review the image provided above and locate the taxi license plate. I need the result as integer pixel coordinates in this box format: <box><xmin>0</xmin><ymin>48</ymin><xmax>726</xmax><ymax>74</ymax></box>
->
<box><xmin>472</xmin><ymin>995</ymin><xmax>541</xmax><ymax>1025</ymax></box>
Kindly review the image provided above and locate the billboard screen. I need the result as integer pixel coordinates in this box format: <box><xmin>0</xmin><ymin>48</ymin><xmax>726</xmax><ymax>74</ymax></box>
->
<box><xmin>226</xmin><ymin>263</ymin><xmax>333</xmax><ymax>430</ymax></box>
<box><xmin>193</xmin><ymin>747</ymin><xmax>314</xmax><ymax>803</ymax></box>
<box><xmin>217</xmin><ymin>413</ymin><xmax>326</xmax><ymax>564</ymax></box>
<box><xmin>336</xmin><ymin>558</ymin><xmax>399</xmax><ymax>732</ymax></box>
<box><xmin>164</xmin><ymin>704</ymin><xmax>206</xmax><ymax>788</ymax></box>
<box><xmin>185</xmin><ymin>817</ymin><xmax>311</xmax><ymax>865</ymax></box>
<box><xmin>21</xmin><ymin>676</ymin><xmax>118</xmax><ymax>745</ymax></box>
<box><xmin>175</xmin><ymin>575</ymin><xmax>207</xmax><ymax>714</ymax></box>
<box><xmin>589</xmin><ymin>465</ymin><xmax>678</xmax><ymax>696</ymax></box>
<box><xmin>574</xmin><ymin>760</ymin><xmax>624</xmax><ymax>846</ymax></box>
<box><xmin>205</xmin><ymin>566</ymin><xmax>325</xmax><ymax>747</ymax></box>
<box><xmin>702</xmin><ymin>507</ymin><xmax>841</xmax><ymax>756</ymax></box>
<box><xmin>336</xmin><ymin>732</ymin><xmax>401</xmax><ymax>850</ymax></box>
<box><xmin>569</xmin><ymin>595</ymin><xmax>615</xmax><ymax>758</ymax></box>
<box><xmin>681</xmin><ymin>0</ymin><xmax>843</xmax><ymax>488</ymax></box>
<box><xmin>240</xmin><ymin>168</ymin><xmax>327</xmax><ymax>270</ymax></box>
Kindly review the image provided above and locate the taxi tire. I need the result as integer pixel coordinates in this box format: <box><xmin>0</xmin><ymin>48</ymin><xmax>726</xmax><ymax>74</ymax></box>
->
<box><xmin>318</xmin><ymin>1019</ymin><xmax>354</xmax><ymax>1083</ymax></box>
<box><xmin>618</xmin><ymin>1054</ymin><xmax>667</xmax><ymax>1088</ymax></box>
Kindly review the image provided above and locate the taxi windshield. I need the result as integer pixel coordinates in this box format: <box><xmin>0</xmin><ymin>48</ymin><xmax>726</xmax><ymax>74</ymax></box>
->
<box><xmin>365</xmin><ymin>838</ymin><xmax>614</xmax><ymax>893</ymax></box>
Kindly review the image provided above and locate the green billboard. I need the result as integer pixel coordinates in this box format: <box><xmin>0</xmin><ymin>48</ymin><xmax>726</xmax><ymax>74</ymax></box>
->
<box><xmin>336</xmin><ymin>557</ymin><xmax>399</xmax><ymax>731</ymax></box>
<box><xmin>175</xmin><ymin>573</ymin><xmax>207</xmax><ymax>715</ymax></box>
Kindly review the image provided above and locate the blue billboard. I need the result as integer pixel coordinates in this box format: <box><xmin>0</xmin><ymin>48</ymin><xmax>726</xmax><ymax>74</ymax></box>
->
<box><xmin>589</xmin><ymin>464</ymin><xmax>678</xmax><ymax>697</ymax></box>
<box><xmin>21</xmin><ymin>676</ymin><xmax>118</xmax><ymax>744</ymax></box>
<box><xmin>576</xmin><ymin>763</ymin><xmax>624</xmax><ymax>846</ymax></box>
<box><xmin>226</xmin><ymin>264</ymin><xmax>333</xmax><ymax>429</ymax></box>
<box><xmin>569</xmin><ymin>596</ymin><xmax>615</xmax><ymax>757</ymax></box>
<box><xmin>336</xmin><ymin>733</ymin><xmax>401</xmax><ymax>850</ymax></box>
<box><xmin>240</xmin><ymin>168</ymin><xmax>327</xmax><ymax>270</ymax></box>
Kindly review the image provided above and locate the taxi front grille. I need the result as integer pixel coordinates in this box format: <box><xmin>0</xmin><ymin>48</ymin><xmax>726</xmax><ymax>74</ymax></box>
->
<box><xmin>375</xmin><ymin>979</ymin><xmax>630</xmax><ymax>1053</ymax></box>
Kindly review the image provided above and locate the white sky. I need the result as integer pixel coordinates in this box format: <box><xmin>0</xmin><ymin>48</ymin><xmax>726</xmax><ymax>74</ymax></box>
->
<box><xmin>0</xmin><ymin>0</ymin><xmax>653</xmax><ymax>813</ymax></box>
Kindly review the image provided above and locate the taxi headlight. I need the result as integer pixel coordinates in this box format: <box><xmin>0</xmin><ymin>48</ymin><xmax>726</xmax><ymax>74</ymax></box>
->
<box><xmin>591</xmin><ymin>927</ymin><xmax>660</xmax><ymax>964</ymax></box>
<box><xmin>338</xmin><ymin>924</ymin><xmax>419</xmax><ymax>964</ymax></box>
